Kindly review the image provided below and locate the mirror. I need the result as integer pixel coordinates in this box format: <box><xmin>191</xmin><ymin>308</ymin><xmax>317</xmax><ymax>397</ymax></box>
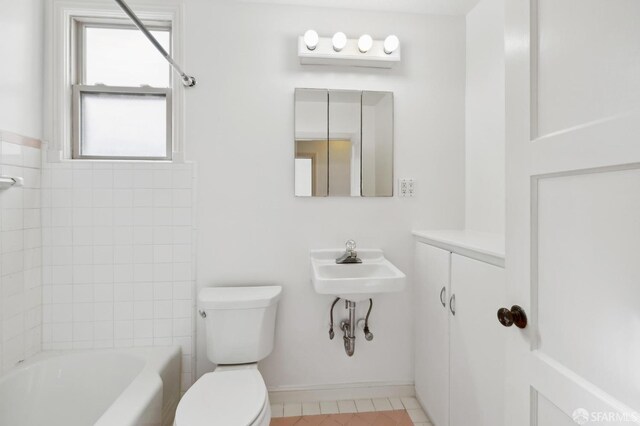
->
<box><xmin>294</xmin><ymin>88</ymin><xmax>394</xmax><ymax>197</ymax></box>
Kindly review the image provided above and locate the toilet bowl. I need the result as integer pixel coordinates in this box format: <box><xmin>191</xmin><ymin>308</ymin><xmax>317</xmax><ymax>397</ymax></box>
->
<box><xmin>174</xmin><ymin>286</ymin><xmax>281</xmax><ymax>426</ymax></box>
<box><xmin>174</xmin><ymin>365</ymin><xmax>270</xmax><ymax>426</ymax></box>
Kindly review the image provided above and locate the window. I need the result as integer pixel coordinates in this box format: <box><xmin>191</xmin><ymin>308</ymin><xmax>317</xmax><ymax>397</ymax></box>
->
<box><xmin>72</xmin><ymin>19</ymin><xmax>173</xmax><ymax>160</ymax></box>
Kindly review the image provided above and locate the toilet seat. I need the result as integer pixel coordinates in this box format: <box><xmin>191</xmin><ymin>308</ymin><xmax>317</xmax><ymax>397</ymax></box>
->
<box><xmin>174</xmin><ymin>369</ymin><xmax>268</xmax><ymax>426</ymax></box>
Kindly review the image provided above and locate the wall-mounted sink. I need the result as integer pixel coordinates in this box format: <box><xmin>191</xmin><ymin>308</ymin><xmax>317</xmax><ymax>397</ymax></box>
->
<box><xmin>310</xmin><ymin>249</ymin><xmax>406</xmax><ymax>302</ymax></box>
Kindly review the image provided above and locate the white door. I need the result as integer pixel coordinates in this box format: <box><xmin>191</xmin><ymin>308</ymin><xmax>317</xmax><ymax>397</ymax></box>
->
<box><xmin>505</xmin><ymin>0</ymin><xmax>640</xmax><ymax>425</ymax></box>
<box><xmin>449</xmin><ymin>254</ymin><xmax>506</xmax><ymax>426</ymax></box>
<box><xmin>414</xmin><ymin>242</ymin><xmax>450</xmax><ymax>426</ymax></box>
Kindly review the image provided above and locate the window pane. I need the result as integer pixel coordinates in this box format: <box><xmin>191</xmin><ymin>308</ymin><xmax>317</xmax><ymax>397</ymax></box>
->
<box><xmin>84</xmin><ymin>26</ymin><xmax>171</xmax><ymax>87</ymax></box>
<box><xmin>80</xmin><ymin>92</ymin><xmax>168</xmax><ymax>158</ymax></box>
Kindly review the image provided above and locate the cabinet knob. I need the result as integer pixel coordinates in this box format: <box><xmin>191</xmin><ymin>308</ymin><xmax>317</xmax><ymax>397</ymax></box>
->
<box><xmin>439</xmin><ymin>286</ymin><xmax>446</xmax><ymax>308</ymax></box>
<box><xmin>497</xmin><ymin>305</ymin><xmax>527</xmax><ymax>329</ymax></box>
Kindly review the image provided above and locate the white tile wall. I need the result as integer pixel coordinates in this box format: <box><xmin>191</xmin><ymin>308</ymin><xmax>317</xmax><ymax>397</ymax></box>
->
<box><xmin>0</xmin><ymin>136</ymin><xmax>42</xmax><ymax>373</ymax></box>
<box><xmin>41</xmin><ymin>160</ymin><xmax>196</xmax><ymax>390</ymax></box>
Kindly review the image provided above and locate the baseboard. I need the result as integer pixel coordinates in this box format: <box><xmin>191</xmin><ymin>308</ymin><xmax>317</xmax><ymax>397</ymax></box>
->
<box><xmin>268</xmin><ymin>381</ymin><xmax>415</xmax><ymax>403</ymax></box>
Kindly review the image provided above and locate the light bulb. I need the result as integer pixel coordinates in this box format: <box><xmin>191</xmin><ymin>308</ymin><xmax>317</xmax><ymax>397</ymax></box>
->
<box><xmin>383</xmin><ymin>35</ymin><xmax>400</xmax><ymax>54</ymax></box>
<box><xmin>303</xmin><ymin>29</ymin><xmax>319</xmax><ymax>51</ymax></box>
<box><xmin>332</xmin><ymin>32</ymin><xmax>347</xmax><ymax>52</ymax></box>
<box><xmin>358</xmin><ymin>34</ymin><xmax>373</xmax><ymax>53</ymax></box>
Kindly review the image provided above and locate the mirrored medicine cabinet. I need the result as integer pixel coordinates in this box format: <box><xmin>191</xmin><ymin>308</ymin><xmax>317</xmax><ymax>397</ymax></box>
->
<box><xmin>294</xmin><ymin>88</ymin><xmax>394</xmax><ymax>197</ymax></box>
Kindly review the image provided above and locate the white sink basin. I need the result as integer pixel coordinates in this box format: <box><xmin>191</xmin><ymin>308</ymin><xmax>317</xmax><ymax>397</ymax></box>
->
<box><xmin>310</xmin><ymin>249</ymin><xmax>406</xmax><ymax>302</ymax></box>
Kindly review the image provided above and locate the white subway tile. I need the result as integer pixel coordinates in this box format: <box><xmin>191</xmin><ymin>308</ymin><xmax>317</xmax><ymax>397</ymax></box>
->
<box><xmin>133</xmin><ymin>246</ymin><xmax>153</xmax><ymax>264</ymax></box>
<box><xmin>153</xmin><ymin>264</ymin><xmax>172</xmax><ymax>283</ymax></box>
<box><xmin>114</xmin><ymin>320</ymin><xmax>133</xmax><ymax>339</ymax></box>
<box><xmin>113</xmin><ymin>170</ymin><xmax>133</xmax><ymax>188</ymax></box>
<box><xmin>92</xmin><ymin>189</ymin><xmax>113</xmax><ymax>207</ymax></box>
<box><xmin>133</xmin><ymin>189</ymin><xmax>153</xmax><ymax>207</ymax></box>
<box><xmin>154</xmin><ymin>300</ymin><xmax>172</xmax><ymax>319</ymax></box>
<box><xmin>94</xmin><ymin>302</ymin><xmax>114</xmax><ymax>321</ymax></box>
<box><xmin>134</xmin><ymin>301</ymin><xmax>153</xmax><ymax>320</ymax></box>
<box><xmin>113</xmin><ymin>190</ymin><xmax>133</xmax><ymax>207</ymax></box>
<box><xmin>172</xmin><ymin>300</ymin><xmax>191</xmax><ymax>319</ymax></box>
<box><xmin>134</xmin><ymin>282</ymin><xmax>153</xmax><ymax>300</ymax></box>
<box><xmin>92</xmin><ymin>170</ymin><xmax>113</xmax><ymax>188</ymax></box>
<box><xmin>72</xmin><ymin>303</ymin><xmax>94</xmax><ymax>322</ymax></box>
<box><xmin>72</xmin><ymin>169</ymin><xmax>93</xmax><ymax>188</ymax></box>
<box><xmin>134</xmin><ymin>320</ymin><xmax>153</xmax><ymax>338</ymax></box>
<box><xmin>114</xmin><ymin>263</ymin><xmax>134</xmax><ymax>282</ymax></box>
<box><xmin>114</xmin><ymin>283</ymin><xmax>134</xmax><ymax>302</ymax></box>
<box><xmin>94</xmin><ymin>321</ymin><xmax>113</xmax><ymax>341</ymax></box>
<box><xmin>133</xmin><ymin>170</ymin><xmax>153</xmax><ymax>188</ymax></box>
<box><xmin>94</xmin><ymin>283</ymin><xmax>114</xmax><ymax>302</ymax></box>
<box><xmin>72</xmin><ymin>188</ymin><xmax>93</xmax><ymax>207</ymax></box>
<box><xmin>153</xmin><ymin>170</ymin><xmax>172</xmax><ymax>188</ymax></box>
<box><xmin>133</xmin><ymin>227</ymin><xmax>153</xmax><ymax>245</ymax></box>
<box><xmin>114</xmin><ymin>228</ymin><xmax>133</xmax><ymax>245</ymax></box>
<box><xmin>51</xmin><ymin>189</ymin><xmax>72</xmax><ymax>208</ymax></box>
<box><xmin>73</xmin><ymin>285</ymin><xmax>94</xmax><ymax>303</ymax></box>
<box><xmin>172</xmin><ymin>318</ymin><xmax>190</xmax><ymax>337</ymax></box>
<box><xmin>114</xmin><ymin>301</ymin><xmax>133</xmax><ymax>320</ymax></box>
<box><xmin>92</xmin><ymin>208</ymin><xmax>113</xmax><ymax>227</ymax></box>
<box><xmin>153</xmin><ymin>189</ymin><xmax>172</xmax><ymax>207</ymax></box>
<box><xmin>153</xmin><ymin>319</ymin><xmax>172</xmax><ymax>337</ymax></box>
<box><xmin>171</xmin><ymin>189</ymin><xmax>191</xmax><ymax>207</ymax></box>
<box><xmin>92</xmin><ymin>265</ymin><xmax>114</xmax><ymax>283</ymax></box>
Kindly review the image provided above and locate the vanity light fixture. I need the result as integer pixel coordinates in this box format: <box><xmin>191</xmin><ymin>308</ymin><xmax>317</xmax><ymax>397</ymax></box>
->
<box><xmin>303</xmin><ymin>29</ymin><xmax>319</xmax><ymax>50</ymax></box>
<box><xmin>383</xmin><ymin>35</ymin><xmax>400</xmax><ymax>54</ymax></box>
<box><xmin>332</xmin><ymin>32</ymin><xmax>347</xmax><ymax>52</ymax></box>
<box><xmin>298</xmin><ymin>32</ymin><xmax>401</xmax><ymax>68</ymax></box>
<box><xmin>358</xmin><ymin>34</ymin><xmax>373</xmax><ymax>53</ymax></box>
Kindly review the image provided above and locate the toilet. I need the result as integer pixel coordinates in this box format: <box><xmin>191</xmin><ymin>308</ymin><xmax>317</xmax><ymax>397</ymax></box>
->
<box><xmin>174</xmin><ymin>285</ymin><xmax>282</xmax><ymax>426</ymax></box>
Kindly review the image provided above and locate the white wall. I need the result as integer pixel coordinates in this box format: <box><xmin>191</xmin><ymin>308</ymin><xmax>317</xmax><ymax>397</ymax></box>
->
<box><xmin>464</xmin><ymin>0</ymin><xmax>505</xmax><ymax>234</ymax></box>
<box><xmin>0</xmin><ymin>0</ymin><xmax>44</xmax><ymax>373</ymax></box>
<box><xmin>0</xmin><ymin>0</ymin><xmax>44</xmax><ymax>140</ymax></box>
<box><xmin>185</xmin><ymin>0</ymin><xmax>466</xmax><ymax>389</ymax></box>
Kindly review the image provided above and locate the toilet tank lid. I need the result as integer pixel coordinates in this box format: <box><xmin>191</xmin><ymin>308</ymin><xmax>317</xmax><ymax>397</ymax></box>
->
<box><xmin>199</xmin><ymin>286</ymin><xmax>282</xmax><ymax>310</ymax></box>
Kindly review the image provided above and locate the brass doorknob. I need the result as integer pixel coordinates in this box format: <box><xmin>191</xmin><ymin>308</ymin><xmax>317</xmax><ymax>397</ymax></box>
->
<box><xmin>497</xmin><ymin>305</ymin><xmax>527</xmax><ymax>329</ymax></box>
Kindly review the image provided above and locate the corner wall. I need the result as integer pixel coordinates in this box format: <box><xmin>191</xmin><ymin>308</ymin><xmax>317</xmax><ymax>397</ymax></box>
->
<box><xmin>464</xmin><ymin>0</ymin><xmax>505</xmax><ymax>234</ymax></box>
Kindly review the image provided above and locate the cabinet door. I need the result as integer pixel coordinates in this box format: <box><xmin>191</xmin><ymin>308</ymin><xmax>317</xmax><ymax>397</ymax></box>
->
<box><xmin>449</xmin><ymin>254</ymin><xmax>506</xmax><ymax>426</ymax></box>
<box><xmin>414</xmin><ymin>242</ymin><xmax>450</xmax><ymax>426</ymax></box>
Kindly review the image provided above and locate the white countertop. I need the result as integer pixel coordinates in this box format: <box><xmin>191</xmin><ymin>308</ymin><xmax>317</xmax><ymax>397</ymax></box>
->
<box><xmin>412</xmin><ymin>229</ymin><xmax>505</xmax><ymax>267</ymax></box>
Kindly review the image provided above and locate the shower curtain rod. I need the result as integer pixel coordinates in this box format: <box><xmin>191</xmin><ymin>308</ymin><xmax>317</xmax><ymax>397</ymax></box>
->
<box><xmin>113</xmin><ymin>0</ymin><xmax>196</xmax><ymax>87</ymax></box>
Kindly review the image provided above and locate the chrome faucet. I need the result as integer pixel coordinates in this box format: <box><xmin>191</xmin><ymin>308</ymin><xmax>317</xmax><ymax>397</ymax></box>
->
<box><xmin>335</xmin><ymin>240</ymin><xmax>362</xmax><ymax>264</ymax></box>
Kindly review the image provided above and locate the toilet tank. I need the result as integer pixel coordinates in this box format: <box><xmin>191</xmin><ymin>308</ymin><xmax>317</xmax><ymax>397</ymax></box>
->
<box><xmin>198</xmin><ymin>286</ymin><xmax>282</xmax><ymax>365</ymax></box>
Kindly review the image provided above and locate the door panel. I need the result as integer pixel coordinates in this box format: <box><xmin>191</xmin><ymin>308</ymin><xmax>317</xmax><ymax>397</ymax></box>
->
<box><xmin>536</xmin><ymin>393</ymin><xmax>577</xmax><ymax>426</ymax></box>
<box><xmin>449</xmin><ymin>254</ymin><xmax>506</xmax><ymax>426</ymax></box>
<box><xmin>536</xmin><ymin>167</ymin><xmax>640</xmax><ymax>410</ymax></box>
<box><xmin>536</xmin><ymin>0</ymin><xmax>640</xmax><ymax>137</ymax></box>
<box><xmin>414</xmin><ymin>243</ymin><xmax>450</xmax><ymax>426</ymax></box>
<box><xmin>506</xmin><ymin>0</ymin><xmax>640</xmax><ymax>423</ymax></box>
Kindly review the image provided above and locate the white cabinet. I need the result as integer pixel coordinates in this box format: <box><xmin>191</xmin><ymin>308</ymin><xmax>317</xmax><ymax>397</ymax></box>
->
<box><xmin>414</xmin><ymin>243</ymin><xmax>450</xmax><ymax>426</ymax></box>
<box><xmin>414</xmin><ymin>237</ymin><xmax>506</xmax><ymax>426</ymax></box>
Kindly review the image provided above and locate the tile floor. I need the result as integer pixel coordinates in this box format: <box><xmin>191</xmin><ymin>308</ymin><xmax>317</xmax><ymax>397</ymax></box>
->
<box><xmin>270</xmin><ymin>397</ymin><xmax>432</xmax><ymax>425</ymax></box>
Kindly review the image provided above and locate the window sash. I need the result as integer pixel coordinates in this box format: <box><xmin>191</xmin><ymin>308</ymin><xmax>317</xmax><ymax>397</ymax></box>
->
<box><xmin>72</xmin><ymin>84</ymin><xmax>173</xmax><ymax>160</ymax></box>
<box><xmin>73</xmin><ymin>18</ymin><xmax>172</xmax><ymax>87</ymax></box>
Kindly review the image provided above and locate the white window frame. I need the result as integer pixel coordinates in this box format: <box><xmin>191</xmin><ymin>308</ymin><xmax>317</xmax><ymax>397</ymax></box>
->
<box><xmin>45</xmin><ymin>1</ymin><xmax>186</xmax><ymax>161</ymax></box>
<box><xmin>71</xmin><ymin>18</ymin><xmax>173</xmax><ymax>160</ymax></box>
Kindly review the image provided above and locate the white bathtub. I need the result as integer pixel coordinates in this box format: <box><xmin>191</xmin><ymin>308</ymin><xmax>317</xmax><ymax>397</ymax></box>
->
<box><xmin>0</xmin><ymin>347</ymin><xmax>181</xmax><ymax>426</ymax></box>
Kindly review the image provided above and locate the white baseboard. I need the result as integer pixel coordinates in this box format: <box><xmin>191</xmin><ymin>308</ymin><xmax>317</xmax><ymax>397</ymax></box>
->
<box><xmin>268</xmin><ymin>381</ymin><xmax>415</xmax><ymax>404</ymax></box>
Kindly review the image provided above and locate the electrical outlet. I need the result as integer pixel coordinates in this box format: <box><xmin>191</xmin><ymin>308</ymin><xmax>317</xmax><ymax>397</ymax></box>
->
<box><xmin>398</xmin><ymin>179</ymin><xmax>416</xmax><ymax>197</ymax></box>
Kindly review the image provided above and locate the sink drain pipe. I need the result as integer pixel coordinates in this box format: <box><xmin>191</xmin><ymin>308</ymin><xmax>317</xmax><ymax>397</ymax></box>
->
<box><xmin>341</xmin><ymin>300</ymin><xmax>357</xmax><ymax>357</ymax></box>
